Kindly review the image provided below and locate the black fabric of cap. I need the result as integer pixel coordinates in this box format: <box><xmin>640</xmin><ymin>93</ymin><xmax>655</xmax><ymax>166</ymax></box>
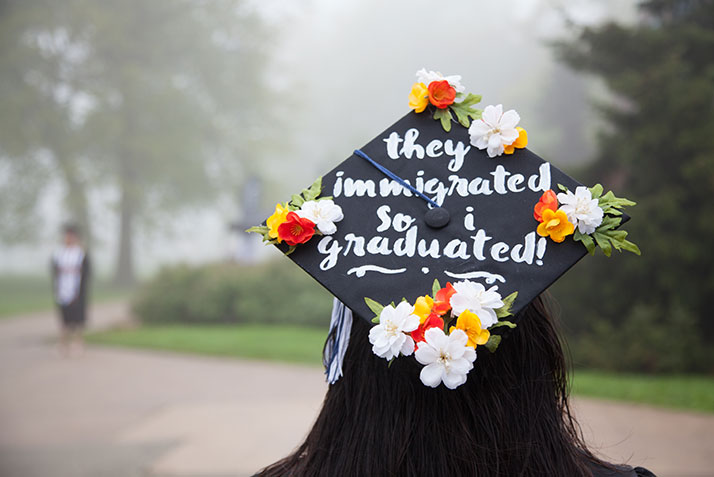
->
<box><xmin>276</xmin><ymin>111</ymin><xmax>620</xmax><ymax>322</ymax></box>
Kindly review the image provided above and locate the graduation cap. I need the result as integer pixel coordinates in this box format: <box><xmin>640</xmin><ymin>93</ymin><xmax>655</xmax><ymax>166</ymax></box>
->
<box><xmin>249</xmin><ymin>69</ymin><xmax>639</xmax><ymax>389</ymax></box>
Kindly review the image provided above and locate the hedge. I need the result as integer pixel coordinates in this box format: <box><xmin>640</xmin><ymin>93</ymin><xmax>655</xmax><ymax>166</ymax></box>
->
<box><xmin>132</xmin><ymin>260</ymin><xmax>334</xmax><ymax>327</ymax></box>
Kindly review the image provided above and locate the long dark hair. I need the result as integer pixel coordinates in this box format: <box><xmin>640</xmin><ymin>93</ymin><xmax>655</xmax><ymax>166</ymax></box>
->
<box><xmin>256</xmin><ymin>295</ymin><xmax>607</xmax><ymax>477</ymax></box>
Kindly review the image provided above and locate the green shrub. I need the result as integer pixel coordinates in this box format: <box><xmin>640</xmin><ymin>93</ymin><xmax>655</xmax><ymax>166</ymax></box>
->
<box><xmin>567</xmin><ymin>301</ymin><xmax>712</xmax><ymax>374</ymax></box>
<box><xmin>132</xmin><ymin>260</ymin><xmax>334</xmax><ymax>326</ymax></box>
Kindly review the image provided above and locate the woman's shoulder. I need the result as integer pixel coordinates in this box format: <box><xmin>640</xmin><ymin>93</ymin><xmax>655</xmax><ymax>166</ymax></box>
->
<box><xmin>588</xmin><ymin>461</ymin><xmax>657</xmax><ymax>477</ymax></box>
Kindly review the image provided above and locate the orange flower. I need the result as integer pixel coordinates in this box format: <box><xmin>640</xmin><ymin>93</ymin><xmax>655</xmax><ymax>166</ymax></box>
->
<box><xmin>504</xmin><ymin>127</ymin><xmax>528</xmax><ymax>155</ymax></box>
<box><xmin>408</xmin><ymin>82</ymin><xmax>430</xmax><ymax>113</ymax></box>
<box><xmin>277</xmin><ymin>212</ymin><xmax>316</xmax><ymax>246</ymax></box>
<box><xmin>534</xmin><ymin>190</ymin><xmax>559</xmax><ymax>222</ymax></box>
<box><xmin>449</xmin><ymin>310</ymin><xmax>490</xmax><ymax>348</ymax></box>
<box><xmin>427</xmin><ymin>80</ymin><xmax>456</xmax><ymax>109</ymax></box>
<box><xmin>433</xmin><ymin>282</ymin><xmax>456</xmax><ymax>316</ymax></box>
<box><xmin>536</xmin><ymin>208</ymin><xmax>575</xmax><ymax>243</ymax></box>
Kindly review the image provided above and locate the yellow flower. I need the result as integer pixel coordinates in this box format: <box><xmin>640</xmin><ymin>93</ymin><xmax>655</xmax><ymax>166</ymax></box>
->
<box><xmin>408</xmin><ymin>82</ymin><xmax>429</xmax><ymax>113</ymax></box>
<box><xmin>536</xmin><ymin>208</ymin><xmax>575</xmax><ymax>243</ymax></box>
<box><xmin>413</xmin><ymin>295</ymin><xmax>434</xmax><ymax>323</ymax></box>
<box><xmin>449</xmin><ymin>310</ymin><xmax>490</xmax><ymax>348</ymax></box>
<box><xmin>504</xmin><ymin>127</ymin><xmax>528</xmax><ymax>155</ymax></box>
<box><xmin>267</xmin><ymin>203</ymin><xmax>289</xmax><ymax>242</ymax></box>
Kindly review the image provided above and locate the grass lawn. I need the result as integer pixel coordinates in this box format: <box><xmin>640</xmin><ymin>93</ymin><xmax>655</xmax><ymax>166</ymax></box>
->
<box><xmin>571</xmin><ymin>370</ymin><xmax>714</xmax><ymax>414</ymax></box>
<box><xmin>0</xmin><ymin>275</ymin><xmax>132</xmax><ymax>318</ymax></box>
<box><xmin>87</xmin><ymin>324</ymin><xmax>328</xmax><ymax>365</ymax></box>
<box><xmin>87</xmin><ymin>323</ymin><xmax>714</xmax><ymax>413</ymax></box>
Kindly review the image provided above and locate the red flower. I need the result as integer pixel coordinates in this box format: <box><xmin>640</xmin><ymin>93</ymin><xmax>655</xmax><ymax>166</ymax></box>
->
<box><xmin>534</xmin><ymin>190</ymin><xmax>559</xmax><ymax>222</ymax></box>
<box><xmin>277</xmin><ymin>212</ymin><xmax>316</xmax><ymax>246</ymax></box>
<box><xmin>411</xmin><ymin>313</ymin><xmax>445</xmax><ymax>345</ymax></box>
<box><xmin>432</xmin><ymin>282</ymin><xmax>456</xmax><ymax>316</ymax></box>
<box><xmin>427</xmin><ymin>80</ymin><xmax>456</xmax><ymax>109</ymax></box>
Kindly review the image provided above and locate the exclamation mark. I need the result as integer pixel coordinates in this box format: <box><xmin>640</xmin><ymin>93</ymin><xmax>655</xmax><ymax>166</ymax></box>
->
<box><xmin>535</xmin><ymin>238</ymin><xmax>547</xmax><ymax>266</ymax></box>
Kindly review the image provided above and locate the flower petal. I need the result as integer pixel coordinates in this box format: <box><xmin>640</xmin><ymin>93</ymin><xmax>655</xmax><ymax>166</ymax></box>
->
<box><xmin>419</xmin><ymin>363</ymin><xmax>444</xmax><ymax>388</ymax></box>
<box><xmin>415</xmin><ymin>342</ymin><xmax>440</xmax><ymax>365</ymax></box>
<box><xmin>442</xmin><ymin>370</ymin><xmax>468</xmax><ymax>389</ymax></box>
<box><xmin>424</xmin><ymin>327</ymin><xmax>448</xmax><ymax>349</ymax></box>
<box><xmin>481</xmin><ymin>104</ymin><xmax>502</xmax><ymax>126</ymax></box>
<box><xmin>500</xmin><ymin>109</ymin><xmax>521</xmax><ymax>129</ymax></box>
<box><xmin>400</xmin><ymin>336</ymin><xmax>415</xmax><ymax>356</ymax></box>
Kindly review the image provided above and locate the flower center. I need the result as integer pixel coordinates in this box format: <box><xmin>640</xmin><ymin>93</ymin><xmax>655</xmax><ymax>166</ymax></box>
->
<box><xmin>384</xmin><ymin>321</ymin><xmax>399</xmax><ymax>335</ymax></box>
<box><xmin>290</xmin><ymin>224</ymin><xmax>304</xmax><ymax>236</ymax></box>
<box><xmin>437</xmin><ymin>351</ymin><xmax>451</xmax><ymax>370</ymax></box>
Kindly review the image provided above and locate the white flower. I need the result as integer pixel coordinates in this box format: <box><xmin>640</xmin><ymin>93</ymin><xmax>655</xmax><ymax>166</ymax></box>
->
<box><xmin>415</xmin><ymin>68</ymin><xmax>465</xmax><ymax>93</ymax></box>
<box><xmin>297</xmin><ymin>199</ymin><xmax>344</xmax><ymax>235</ymax></box>
<box><xmin>557</xmin><ymin>186</ymin><xmax>604</xmax><ymax>235</ymax></box>
<box><xmin>468</xmin><ymin>104</ymin><xmax>521</xmax><ymax>158</ymax></box>
<box><xmin>415</xmin><ymin>328</ymin><xmax>476</xmax><ymax>389</ymax></box>
<box><xmin>369</xmin><ymin>301</ymin><xmax>420</xmax><ymax>360</ymax></box>
<box><xmin>449</xmin><ymin>280</ymin><xmax>504</xmax><ymax>329</ymax></box>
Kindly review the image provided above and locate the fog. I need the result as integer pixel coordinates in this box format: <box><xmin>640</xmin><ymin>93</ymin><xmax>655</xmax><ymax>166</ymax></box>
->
<box><xmin>0</xmin><ymin>0</ymin><xmax>637</xmax><ymax>279</ymax></box>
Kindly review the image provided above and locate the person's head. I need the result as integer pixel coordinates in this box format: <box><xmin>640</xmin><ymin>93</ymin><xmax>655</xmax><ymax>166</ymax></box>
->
<box><xmin>257</xmin><ymin>294</ymin><xmax>604</xmax><ymax>477</ymax></box>
<box><xmin>62</xmin><ymin>223</ymin><xmax>81</xmax><ymax>246</ymax></box>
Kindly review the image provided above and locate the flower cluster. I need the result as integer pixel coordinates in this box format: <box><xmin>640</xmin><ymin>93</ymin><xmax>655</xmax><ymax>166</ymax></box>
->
<box><xmin>533</xmin><ymin>184</ymin><xmax>641</xmax><ymax>256</ymax></box>
<box><xmin>247</xmin><ymin>177</ymin><xmax>344</xmax><ymax>254</ymax></box>
<box><xmin>468</xmin><ymin>104</ymin><xmax>528</xmax><ymax>158</ymax></box>
<box><xmin>408</xmin><ymin>69</ymin><xmax>528</xmax><ymax>157</ymax></box>
<box><xmin>408</xmin><ymin>69</ymin><xmax>483</xmax><ymax>133</ymax></box>
<box><xmin>366</xmin><ymin>279</ymin><xmax>517</xmax><ymax>390</ymax></box>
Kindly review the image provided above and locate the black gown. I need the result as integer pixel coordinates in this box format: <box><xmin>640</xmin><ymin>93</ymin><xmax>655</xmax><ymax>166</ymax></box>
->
<box><xmin>51</xmin><ymin>251</ymin><xmax>90</xmax><ymax>327</ymax></box>
<box><xmin>589</xmin><ymin>462</ymin><xmax>656</xmax><ymax>477</ymax></box>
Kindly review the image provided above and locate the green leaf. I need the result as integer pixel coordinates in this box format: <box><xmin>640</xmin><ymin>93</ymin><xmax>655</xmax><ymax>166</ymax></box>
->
<box><xmin>573</xmin><ymin>230</ymin><xmax>596</xmax><ymax>254</ymax></box>
<box><xmin>460</xmin><ymin>93</ymin><xmax>482</xmax><ymax>107</ymax></box>
<box><xmin>597</xmin><ymin>216</ymin><xmax>622</xmax><ymax>232</ymax></box>
<box><xmin>600</xmin><ymin>190</ymin><xmax>636</xmax><ymax>207</ymax></box>
<box><xmin>449</xmin><ymin>97</ymin><xmax>482</xmax><ymax>128</ymax></box>
<box><xmin>284</xmin><ymin>245</ymin><xmax>297</xmax><ymax>256</ymax></box>
<box><xmin>495</xmin><ymin>291</ymin><xmax>518</xmax><ymax>318</ymax></box>
<box><xmin>388</xmin><ymin>357</ymin><xmax>395</xmax><ymax>368</ymax></box>
<box><xmin>290</xmin><ymin>193</ymin><xmax>305</xmax><ymax>208</ymax></box>
<box><xmin>593</xmin><ymin>231</ymin><xmax>612</xmax><ymax>257</ymax></box>
<box><xmin>490</xmin><ymin>320</ymin><xmax>517</xmax><ymax>329</ymax></box>
<box><xmin>484</xmin><ymin>335</ymin><xmax>502</xmax><ymax>353</ymax></box>
<box><xmin>588</xmin><ymin>183</ymin><xmax>604</xmax><ymax>199</ymax></box>
<box><xmin>557</xmin><ymin>183</ymin><xmax>569</xmax><ymax>192</ymax></box>
<box><xmin>364</xmin><ymin>297</ymin><xmax>384</xmax><ymax>319</ymax></box>
<box><xmin>303</xmin><ymin>176</ymin><xmax>323</xmax><ymax>201</ymax></box>
<box><xmin>245</xmin><ymin>225</ymin><xmax>269</xmax><ymax>235</ymax></box>
<box><xmin>433</xmin><ymin>108</ymin><xmax>453</xmax><ymax>132</ymax></box>
<box><xmin>432</xmin><ymin>279</ymin><xmax>441</xmax><ymax>297</ymax></box>
<box><xmin>621</xmin><ymin>239</ymin><xmax>642</xmax><ymax>255</ymax></box>
<box><xmin>371</xmin><ymin>316</ymin><xmax>380</xmax><ymax>324</ymax></box>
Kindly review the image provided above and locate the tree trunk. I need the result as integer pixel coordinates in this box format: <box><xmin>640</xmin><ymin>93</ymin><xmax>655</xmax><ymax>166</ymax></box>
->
<box><xmin>56</xmin><ymin>154</ymin><xmax>92</xmax><ymax>250</ymax></box>
<box><xmin>114</xmin><ymin>166</ymin><xmax>136</xmax><ymax>287</ymax></box>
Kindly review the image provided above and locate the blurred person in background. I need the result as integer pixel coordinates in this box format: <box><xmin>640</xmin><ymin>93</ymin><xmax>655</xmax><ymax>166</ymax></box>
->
<box><xmin>51</xmin><ymin>223</ymin><xmax>91</xmax><ymax>357</ymax></box>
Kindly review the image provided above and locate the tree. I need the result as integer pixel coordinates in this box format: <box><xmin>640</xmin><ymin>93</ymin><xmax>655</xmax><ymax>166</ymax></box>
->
<box><xmin>0</xmin><ymin>0</ymin><xmax>275</xmax><ymax>284</ymax></box>
<box><xmin>552</xmin><ymin>0</ymin><xmax>714</xmax><ymax>372</ymax></box>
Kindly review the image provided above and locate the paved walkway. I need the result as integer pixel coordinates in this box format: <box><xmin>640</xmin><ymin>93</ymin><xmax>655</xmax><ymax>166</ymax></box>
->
<box><xmin>0</xmin><ymin>303</ymin><xmax>712</xmax><ymax>477</ymax></box>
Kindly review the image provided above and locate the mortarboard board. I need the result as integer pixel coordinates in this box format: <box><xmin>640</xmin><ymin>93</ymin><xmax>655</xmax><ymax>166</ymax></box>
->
<box><xmin>249</xmin><ymin>69</ymin><xmax>639</xmax><ymax>389</ymax></box>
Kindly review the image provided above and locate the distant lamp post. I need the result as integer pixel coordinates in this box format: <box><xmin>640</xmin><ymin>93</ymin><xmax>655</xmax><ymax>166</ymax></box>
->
<box><xmin>229</xmin><ymin>176</ymin><xmax>267</xmax><ymax>263</ymax></box>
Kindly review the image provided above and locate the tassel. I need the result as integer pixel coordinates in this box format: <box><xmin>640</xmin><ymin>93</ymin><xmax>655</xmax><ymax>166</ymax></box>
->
<box><xmin>323</xmin><ymin>298</ymin><xmax>353</xmax><ymax>384</ymax></box>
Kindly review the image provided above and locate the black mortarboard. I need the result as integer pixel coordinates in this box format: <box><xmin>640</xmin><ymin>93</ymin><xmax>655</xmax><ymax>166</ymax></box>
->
<box><xmin>249</xmin><ymin>70</ymin><xmax>639</xmax><ymax>387</ymax></box>
<box><xmin>259</xmin><ymin>114</ymin><xmax>635</xmax><ymax>317</ymax></box>
<box><xmin>250</xmin><ymin>72</ymin><xmax>638</xmax><ymax>365</ymax></box>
